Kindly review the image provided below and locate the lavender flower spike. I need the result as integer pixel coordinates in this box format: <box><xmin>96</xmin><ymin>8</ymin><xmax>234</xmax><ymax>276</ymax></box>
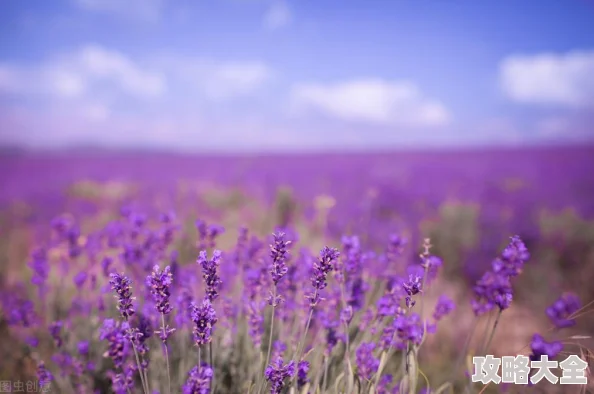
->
<box><xmin>109</xmin><ymin>273</ymin><xmax>135</xmax><ymax>319</ymax></box>
<box><xmin>198</xmin><ymin>250</ymin><xmax>223</xmax><ymax>302</ymax></box>
<box><xmin>269</xmin><ymin>231</ymin><xmax>291</xmax><ymax>285</ymax></box>
<box><xmin>307</xmin><ymin>246</ymin><xmax>340</xmax><ymax>307</ymax></box>
<box><xmin>265</xmin><ymin>357</ymin><xmax>296</xmax><ymax>394</ymax></box>
<box><xmin>147</xmin><ymin>265</ymin><xmax>173</xmax><ymax>315</ymax></box>
<box><xmin>191</xmin><ymin>298</ymin><xmax>218</xmax><ymax>346</ymax></box>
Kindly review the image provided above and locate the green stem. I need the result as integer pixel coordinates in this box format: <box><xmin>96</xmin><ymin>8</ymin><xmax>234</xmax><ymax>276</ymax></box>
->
<box><xmin>161</xmin><ymin>314</ymin><xmax>172</xmax><ymax>394</ymax></box>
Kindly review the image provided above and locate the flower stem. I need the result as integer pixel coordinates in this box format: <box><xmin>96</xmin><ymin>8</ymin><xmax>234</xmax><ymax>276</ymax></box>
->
<box><xmin>259</xmin><ymin>286</ymin><xmax>277</xmax><ymax>394</ymax></box>
<box><xmin>482</xmin><ymin>308</ymin><xmax>503</xmax><ymax>355</ymax></box>
<box><xmin>161</xmin><ymin>313</ymin><xmax>172</xmax><ymax>394</ymax></box>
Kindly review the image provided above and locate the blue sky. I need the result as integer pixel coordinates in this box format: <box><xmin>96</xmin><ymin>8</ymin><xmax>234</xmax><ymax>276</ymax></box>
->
<box><xmin>0</xmin><ymin>0</ymin><xmax>593</xmax><ymax>151</ymax></box>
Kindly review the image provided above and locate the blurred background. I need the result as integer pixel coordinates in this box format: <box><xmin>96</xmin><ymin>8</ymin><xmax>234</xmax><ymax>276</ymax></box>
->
<box><xmin>0</xmin><ymin>0</ymin><xmax>594</xmax><ymax>392</ymax></box>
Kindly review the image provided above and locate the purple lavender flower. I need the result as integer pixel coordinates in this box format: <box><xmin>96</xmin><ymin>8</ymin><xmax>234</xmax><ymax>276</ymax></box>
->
<box><xmin>29</xmin><ymin>248</ymin><xmax>49</xmax><ymax>287</ymax></box>
<box><xmin>265</xmin><ymin>357</ymin><xmax>296</xmax><ymax>394</ymax></box>
<box><xmin>78</xmin><ymin>341</ymin><xmax>90</xmax><ymax>356</ymax></box>
<box><xmin>529</xmin><ymin>333</ymin><xmax>563</xmax><ymax>361</ymax></box>
<box><xmin>306</xmin><ymin>246</ymin><xmax>340</xmax><ymax>307</ymax></box>
<box><xmin>297</xmin><ymin>360</ymin><xmax>310</xmax><ymax>388</ymax></box>
<box><xmin>101</xmin><ymin>257</ymin><xmax>113</xmax><ymax>277</ymax></box>
<box><xmin>100</xmin><ymin>319</ymin><xmax>129</xmax><ymax>369</ymax></box>
<box><xmin>37</xmin><ymin>361</ymin><xmax>53</xmax><ymax>389</ymax></box>
<box><xmin>109</xmin><ymin>273</ymin><xmax>135</xmax><ymax>319</ymax></box>
<box><xmin>269</xmin><ymin>232</ymin><xmax>291</xmax><ymax>285</ymax></box>
<box><xmin>356</xmin><ymin>342</ymin><xmax>379</xmax><ymax>381</ymax></box>
<box><xmin>73</xmin><ymin>271</ymin><xmax>88</xmax><ymax>289</ymax></box>
<box><xmin>491</xmin><ymin>235</ymin><xmax>530</xmax><ymax>278</ymax></box>
<box><xmin>471</xmin><ymin>271</ymin><xmax>513</xmax><ymax>316</ymax></box>
<box><xmin>182</xmin><ymin>364</ymin><xmax>213</xmax><ymax>394</ymax></box>
<box><xmin>191</xmin><ymin>298</ymin><xmax>218</xmax><ymax>346</ymax></box>
<box><xmin>198</xmin><ymin>250</ymin><xmax>222</xmax><ymax>302</ymax></box>
<box><xmin>49</xmin><ymin>321</ymin><xmax>63</xmax><ymax>348</ymax></box>
<box><xmin>433</xmin><ymin>295</ymin><xmax>455</xmax><ymax>321</ymax></box>
<box><xmin>146</xmin><ymin>265</ymin><xmax>174</xmax><ymax>314</ymax></box>
<box><xmin>246</xmin><ymin>300</ymin><xmax>264</xmax><ymax>347</ymax></box>
<box><xmin>546</xmin><ymin>293</ymin><xmax>581</xmax><ymax>328</ymax></box>
<box><xmin>402</xmin><ymin>273</ymin><xmax>423</xmax><ymax>308</ymax></box>
<box><xmin>378</xmin><ymin>374</ymin><xmax>393</xmax><ymax>394</ymax></box>
<box><xmin>110</xmin><ymin>364</ymin><xmax>135</xmax><ymax>394</ymax></box>
<box><xmin>393</xmin><ymin>313</ymin><xmax>424</xmax><ymax>348</ymax></box>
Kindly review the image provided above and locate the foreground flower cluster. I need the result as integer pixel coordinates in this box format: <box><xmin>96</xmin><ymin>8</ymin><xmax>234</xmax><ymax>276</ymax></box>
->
<box><xmin>0</xmin><ymin>208</ymin><xmax>588</xmax><ymax>394</ymax></box>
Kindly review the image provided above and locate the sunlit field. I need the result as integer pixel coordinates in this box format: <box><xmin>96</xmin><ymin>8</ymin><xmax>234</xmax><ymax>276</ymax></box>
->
<box><xmin>1</xmin><ymin>146</ymin><xmax>593</xmax><ymax>394</ymax></box>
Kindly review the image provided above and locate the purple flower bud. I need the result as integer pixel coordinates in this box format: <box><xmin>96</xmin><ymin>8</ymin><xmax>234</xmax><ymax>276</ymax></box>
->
<box><xmin>109</xmin><ymin>273</ymin><xmax>135</xmax><ymax>319</ymax></box>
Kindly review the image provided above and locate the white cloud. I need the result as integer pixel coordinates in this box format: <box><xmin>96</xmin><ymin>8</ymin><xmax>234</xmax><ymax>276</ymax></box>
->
<box><xmin>162</xmin><ymin>58</ymin><xmax>273</xmax><ymax>100</ymax></box>
<box><xmin>73</xmin><ymin>0</ymin><xmax>165</xmax><ymax>22</ymax></box>
<box><xmin>263</xmin><ymin>1</ymin><xmax>292</xmax><ymax>30</ymax></box>
<box><xmin>290</xmin><ymin>79</ymin><xmax>450</xmax><ymax>127</ymax></box>
<box><xmin>500</xmin><ymin>50</ymin><xmax>594</xmax><ymax>107</ymax></box>
<box><xmin>0</xmin><ymin>45</ymin><xmax>166</xmax><ymax>99</ymax></box>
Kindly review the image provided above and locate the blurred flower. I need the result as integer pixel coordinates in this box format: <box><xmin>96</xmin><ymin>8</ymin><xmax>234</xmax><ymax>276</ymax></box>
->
<box><xmin>433</xmin><ymin>295</ymin><xmax>455</xmax><ymax>321</ymax></box>
<box><xmin>356</xmin><ymin>342</ymin><xmax>379</xmax><ymax>381</ymax></box>
<box><xmin>297</xmin><ymin>360</ymin><xmax>310</xmax><ymax>389</ymax></box>
<box><xmin>546</xmin><ymin>293</ymin><xmax>581</xmax><ymax>328</ymax></box>
<box><xmin>529</xmin><ymin>333</ymin><xmax>563</xmax><ymax>361</ymax></box>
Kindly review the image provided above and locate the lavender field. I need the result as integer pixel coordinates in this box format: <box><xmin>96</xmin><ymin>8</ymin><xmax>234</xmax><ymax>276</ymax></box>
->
<box><xmin>0</xmin><ymin>146</ymin><xmax>593</xmax><ymax>393</ymax></box>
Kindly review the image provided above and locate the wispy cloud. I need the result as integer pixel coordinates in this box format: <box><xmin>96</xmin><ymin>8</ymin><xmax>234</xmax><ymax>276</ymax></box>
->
<box><xmin>160</xmin><ymin>57</ymin><xmax>274</xmax><ymax>101</ymax></box>
<box><xmin>72</xmin><ymin>0</ymin><xmax>166</xmax><ymax>22</ymax></box>
<box><xmin>263</xmin><ymin>1</ymin><xmax>292</xmax><ymax>30</ymax></box>
<box><xmin>0</xmin><ymin>44</ymin><xmax>167</xmax><ymax>100</ymax></box>
<box><xmin>500</xmin><ymin>50</ymin><xmax>594</xmax><ymax>108</ymax></box>
<box><xmin>290</xmin><ymin>79</ymin><xmax>451</xmax><ymax>127</ymax></box>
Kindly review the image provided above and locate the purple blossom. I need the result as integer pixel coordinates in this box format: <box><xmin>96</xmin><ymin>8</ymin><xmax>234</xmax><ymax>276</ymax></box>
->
<box><xmin>100</xmin><ymin>319</ymin><xmax>129</xmax><ymax>369</ymax></box>
<box><xmin>49</xmin><ymin>321</ymin><xmax>63</xmax><ymax>348</ymax></box>
<box><xmin>306</xmin><ymin>246</ymin><xmax>340</xmax><ymax>307</ymax></box>
<box><xmin>37</xmin><ymin>361</ymin><xmax>53</xmax><ymax>389</ymax></box>
<box><xmin>29</xmin><ymin>248</ymin><xmax>49</xmax><ymax>287</ymax></box>
<box><xmin>269</xmin><ymin>231</ymin><xmax>291</xmax><ymax>285</ymax></box>
<box><xmin>546</xmin><ymin>293</ymin><xmax>581</xmax><ymax>328</ymax></box>
<box><xmin>109</xmin><ymin>273</ymin><xmax>135</xmax><ymax>319</ymax></box>
<box><xmin>73</xmin><ymin>271</ymin><xmax>88</xmax><ymax>289</ymax></box>
<box><xmin>402</xmin><ymin>273</ymin><xmax>423</xmax><ymax>308</ymax></box>
<box><xmin>265</xmin><ymin>357</ymin><xmax>296</xmax><ymax>394</ymax></box>
<box><xmin>433</xmin><ymin>295</ymin><xmax>455</xmax><ymax>321</ymax></box>
<box><xmin>246</xmin><ymin>300</ymin><xmax>264</xmax><ymax>347</ymax></box>
<box><xmin>529</xmin><ymin>333</ymin><xmax>563</xmax><ymax>361</ymax></box>
<box><xmin>78</xmin><ymin>341</ymin><xmax>90</xmax><ymax>356</ymax></box>
<box><xmin>491</xmin><ymin>235</ymin><xmax>530</xmax><ymax>278</ymax></box>
<box><xmin>471</xmin><ymin>271</ymin><xmax>513</xmax><ymax>316</ymax></box>
<box><xmin>297</xmin><ymin>360</ymin><xmax>310</xmax><ymax>388</ymax></box>
<box><xmin>191</xmin><ymin>298</ymin><xmax>218</xmax><ymax>346</ymax></box>
<box><xmin>198</xmin><ymin>250</ymin><xmax>222</xmax><ymax>302</ymax></box>
<box><xmin>393</xmin><ymin>313</ymin><xmax>424</xmax><ymax>348</ymax></box>
<box><xmin>356</xmin><ymin>342</ymin><xmax>379</xmax><ymax>381</ymax></box>
<box><xmin>182</xmin><ymin>364</ymin><xmax>213</xmax><ymax>394</ymax></box>
<box><xmin>146</xmin><ymin>265</ymin><xmax>174</xmax><ymax>314</ymax></box>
